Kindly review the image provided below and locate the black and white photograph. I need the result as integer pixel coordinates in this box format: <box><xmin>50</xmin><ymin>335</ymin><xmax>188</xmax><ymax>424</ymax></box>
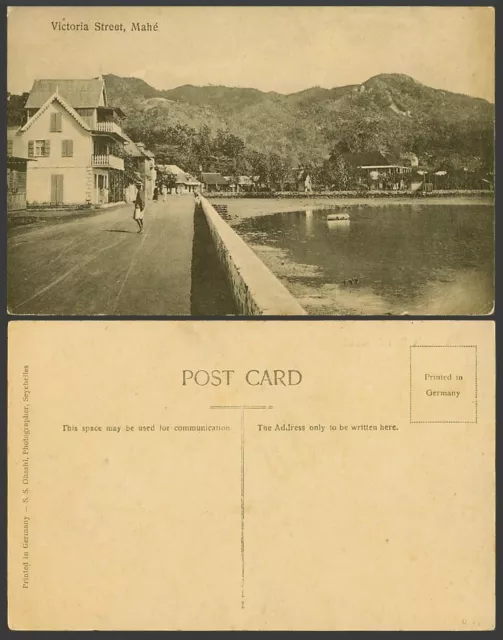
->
<box><xmin>6</xmin><ymin>6</ymin><xmax>495</xmax><ymax>316</ymax></box>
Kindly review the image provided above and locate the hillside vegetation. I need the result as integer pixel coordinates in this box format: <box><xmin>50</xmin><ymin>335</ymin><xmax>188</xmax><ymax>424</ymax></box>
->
<box><xmin>8</xmin><ymin>73</ymin><xmax>494</xmax><ymax>187</ymax></box>
<box><xmin>103</xmin><ymin>73</ymin><xmax>493</xmax><ymax>182</ymax></box>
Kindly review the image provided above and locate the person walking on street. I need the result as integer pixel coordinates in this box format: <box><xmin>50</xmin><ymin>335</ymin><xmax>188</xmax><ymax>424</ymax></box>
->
<box><xmin>161</xmin><ymin>183</ymin><xmax>167</xmax><ymax>203</ymax></box>
<box><xmin>153</xmin><ymin>185</ymin><xmax>159</xmax><ymax>202</ymax></box>
<box><xmin>133</xmin><ymin>184</ymin><xmax>145</xmax><ymax>233</ymax></box>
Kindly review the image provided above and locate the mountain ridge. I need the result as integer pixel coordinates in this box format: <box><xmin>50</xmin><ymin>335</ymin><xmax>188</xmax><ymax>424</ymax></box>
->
<box><xmin>101</xmin><ymin>71</ymin><xmax>493</xmax><ymax>175</ymax></box>
<box><xmin>104</xmin><ymin>72</ymin><xmax>493</xmax><ymax>104</ymax></box>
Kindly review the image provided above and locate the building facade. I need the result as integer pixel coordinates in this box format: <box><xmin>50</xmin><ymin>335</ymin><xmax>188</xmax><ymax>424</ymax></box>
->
<box><xmin>15</xmin><ymin>77</ymin><xmax>128</xmax><ymax>206</ymax></box>
<box><xmin>200</xmin><ymin>172</ymin><xmax>229</xmax><ymax>193</ymax></box>
<box><xmin>341</xmin><ymin>151</ymin><xmax>413</xmax><ymax>190</ymax></box>
<box><xmin>124</xmin><ymin>138</ymin><xmax>156</xmax><ymax>200</ymax></box>
<box><xmin>7</xmin><ymin>126</ymin><xmax>34</xmax><ymax>211</ymax></box>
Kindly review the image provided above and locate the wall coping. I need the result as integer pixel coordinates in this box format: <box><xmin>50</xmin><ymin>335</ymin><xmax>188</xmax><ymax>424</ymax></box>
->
<box><xmin>199</xmin><ymin>196</ymin><xmax>307</xmax><ymax>316</ymax></box>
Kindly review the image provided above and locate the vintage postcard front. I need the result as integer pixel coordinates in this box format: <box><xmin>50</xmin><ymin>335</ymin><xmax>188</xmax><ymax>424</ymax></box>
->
<box><xmin>8</xmin><ymin>321</ymin><xmax>494</xmax><ymax>630</ymax></box>
<box><xmin>7</xmin><ymin>6</ymin><xmax>494</xmax><ymax>316</ymax></box>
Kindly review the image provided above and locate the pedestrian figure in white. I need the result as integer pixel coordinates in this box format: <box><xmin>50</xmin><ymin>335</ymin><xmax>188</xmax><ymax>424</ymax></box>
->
<box><xmin>133</xmin><ymin>184</ymin><xmax>145</xmax><ymax>234</ymax></box>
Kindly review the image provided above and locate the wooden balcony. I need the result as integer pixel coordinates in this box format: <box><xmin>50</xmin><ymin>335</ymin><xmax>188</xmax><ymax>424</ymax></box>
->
<box><xmin>92</xmin><ymin>154</ymin><xmax>124</xmax><ymax>171</ymax></box>
<box><xmin>94</xmin><ymin>121</ymin><xmax>128</xmax><ymax>140</ymax></box>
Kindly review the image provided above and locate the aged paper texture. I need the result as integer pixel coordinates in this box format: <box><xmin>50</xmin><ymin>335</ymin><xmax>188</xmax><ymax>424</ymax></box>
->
<box><xmin>7</xmin><ymin>6</ymin><xmax>494</xmax><ymax>316</ymax></box>
<box><xmin>8</xmin><ymin>320</ymin><xmax>495</xmax><ymax>630</ymax></box>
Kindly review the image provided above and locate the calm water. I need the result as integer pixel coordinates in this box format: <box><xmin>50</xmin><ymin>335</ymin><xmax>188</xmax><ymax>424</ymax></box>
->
<box><xmin>233</xmin><ymin>204</ymin><xmax>494</xmax><ymax>315</ymax></box>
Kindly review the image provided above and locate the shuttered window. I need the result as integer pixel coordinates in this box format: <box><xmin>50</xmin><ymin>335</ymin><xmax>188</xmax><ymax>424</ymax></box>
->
<box><xmin>62</xmin><ymin>140</ymin><xmax>74</xmax><ymax>157</ymax></box>
<box><xmin>30</xmin><ymin>140</ymin><xmax>50</xmax><ymax>157</ymax></box>
<box><xmin>34</xmin><ymin>141</ymin><xmax>45</xmax><ymax>156</ymax></box>
<box><xmin>7</xmin><ymin>140</ymin><xmax>13</xmax><ymax>156</ymax></box>
<box><xmin>50</xmin><ymin>112</ymin><xmax>62</xmax><ymax>132</ymax></box>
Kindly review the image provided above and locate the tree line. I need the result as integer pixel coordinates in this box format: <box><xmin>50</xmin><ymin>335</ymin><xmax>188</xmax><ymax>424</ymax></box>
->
<box><xmin>8</xmin><ymin>90</ymin><xmax>494</xmax><ymax>190</ymax></box>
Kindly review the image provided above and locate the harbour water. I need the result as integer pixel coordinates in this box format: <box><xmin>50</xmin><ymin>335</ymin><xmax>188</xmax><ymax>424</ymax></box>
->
<box><xmin>229</xmin><ymin>202</ymin><xmax>494</xmax><ymax>315</ymax></box>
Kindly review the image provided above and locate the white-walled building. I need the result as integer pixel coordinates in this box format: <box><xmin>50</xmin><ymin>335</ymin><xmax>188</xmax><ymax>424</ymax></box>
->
<box><xmin>16</xmin><ymin>77</ymin><xmax>128</xmax><ymax>206</ymax></box>
<box><xmin>123</xmin><ymin>136</ymin><xmax>156</xmax><ymax>200</ymax></box>
<box><xmin>157</xmin><ymin>164</ymin><xmax>200</xmax><ymax>194</ymax></box>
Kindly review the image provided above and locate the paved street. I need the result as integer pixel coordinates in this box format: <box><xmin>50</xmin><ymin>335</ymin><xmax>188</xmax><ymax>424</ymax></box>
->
<box><xmin>8</xmin><ymin>197</ymin><xmax>197</xmax><ymax>315</ymax></box>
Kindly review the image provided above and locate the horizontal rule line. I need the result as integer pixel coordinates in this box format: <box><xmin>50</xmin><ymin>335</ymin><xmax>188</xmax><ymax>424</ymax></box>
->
<box><xmin>410</xmin><ymin>345</ymin><xmax>477</xmax><ymax>348</ymax></box>
<box><xmin>210</xmin><ymin>405</ymin><xmax>273</xmax><ymax>410</ymax></box>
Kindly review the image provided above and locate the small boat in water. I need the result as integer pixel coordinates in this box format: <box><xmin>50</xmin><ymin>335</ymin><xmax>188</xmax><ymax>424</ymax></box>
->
<box><xmin>327</xmin><ymin>213</ymin><xmax>350</xmax><ymax>222</ymax></box>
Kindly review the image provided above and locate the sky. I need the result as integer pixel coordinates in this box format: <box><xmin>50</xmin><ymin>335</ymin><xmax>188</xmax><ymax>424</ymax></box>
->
<box><xmin>7</xmin><ymin>6</ymin><xmax>495</xmax><ymax>102</ymax></box>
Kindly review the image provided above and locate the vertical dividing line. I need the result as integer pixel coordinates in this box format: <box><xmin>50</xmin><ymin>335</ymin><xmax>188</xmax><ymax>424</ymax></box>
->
<box><xmin>474</xmin><ymin>346</ymin><xmax>478</xmax><ymax>424</ymax></box>
<box><xmin>240</xmin><ymin>409</ymin><xmax>245</xmax><ymax>609</ymax></box>
<box><xmin>409</xmin><ymin>346</ymin><xmax>412</xmax><ymax>422</ymax></box>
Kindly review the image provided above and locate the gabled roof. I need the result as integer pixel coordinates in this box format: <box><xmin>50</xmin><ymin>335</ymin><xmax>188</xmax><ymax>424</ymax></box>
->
<box><xmin>200</xmin><ymin>172</ymin><xmax>228</xmax><ymax>185</ymax></box>
<box><xmin>341</xmin><ymin>151</ymin><xmax>391</xmax><ymax>167</ymax></box>
<box><xmin>25</xmin><ymin>78</ymin><xmax>105</xmax><ymax>109</ymax></box>
<box><xmin>175</xmin><ymin>173</ymin><xmax>200</xmax><ymax>185</ymax></box>
<box><xmin>20</xmin><ymin>92</ymin><xmax>92</xmax><ymax>133</ymax></box>
<box><xmin>123</xmin><ymin>136</ymin><xmax>155</xmax><ymax>159</ymax></box>
<box><xmin>124</xmin><ymin>142</ymin><xmax>145</xmax><ymax>158</ymax></box>
<box><xmin>158</xmin><ymin>166</ymin><xmax>198</xmax><ymax>184</ymax></box>
<box><xmin>162</xmin><ymin>164</ymin><xmax>185</xmax><ymax>175</ymax></box>
<box><xmin>139</xmin><ymin>147</ymin><xmax>155</xmax><ymax>159</ymax></box>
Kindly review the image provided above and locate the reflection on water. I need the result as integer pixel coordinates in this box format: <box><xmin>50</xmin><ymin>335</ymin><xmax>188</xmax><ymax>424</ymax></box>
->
<box><xmin>233</xmin><ymin>204</ymin><xmax>494</xmax><ymax>315</ymax></box>
<box><xmin>304</xmin><ymin>209</ymin><xmax>314</xmax><ymax>236</ymax></box>
<box><xmin>327</xmin><ymin>219</ymin><xmax>350</xmax><ymax>235</ymax></box>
